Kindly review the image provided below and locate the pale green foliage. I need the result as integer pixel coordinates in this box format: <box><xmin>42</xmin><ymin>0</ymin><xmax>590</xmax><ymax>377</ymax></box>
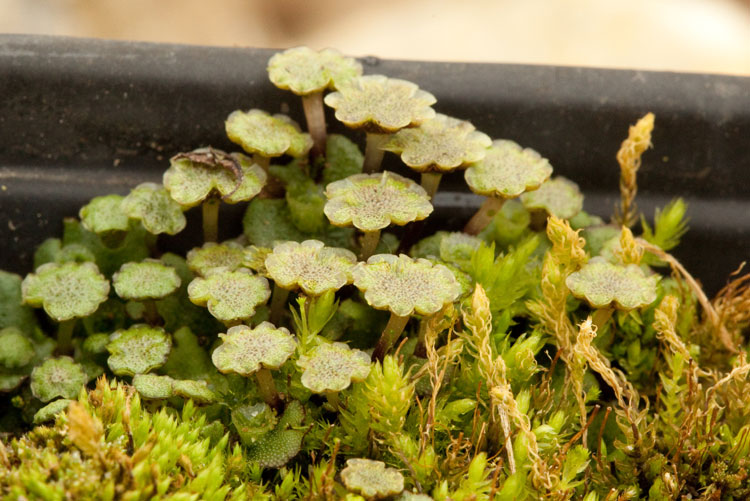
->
<box><xmin>106</xmin><ymin>324</ymin><xmax>172</xmax><ymax>376</ymax></box>
<box><xmin>212</xmin><ymin>322</ymin><xmax>296</xmax><ymax>375</ymax></box>
<box><xmin>566</xmin><ymin>257</ymin><xmax>659</xmax><ymax>309</ymax></box>
<box><xmin>283</xmin><ymin>172</ymin><xmax>328</xmax><ymax>233</ymax></box>
<box><xmin>163</xmin><ymin>149</ymin><xmax>266</xmax><ymax>206</ymax></box>
<box><xmin>323</xmin><ymin>134</ymin><xmax>364</xmax><ymax>185</ymax></box>
<box><xmin>291</xmin><ymin>290</ymin><xmax>339</xmax><ymax>352</ymax></box>
<box><xmin>188</xmin><ymin>241</ymin><xmax>247</xmax><ymax>276</ymax></box>
<box><xmin>339</xmin><ymin>356</ymin><xmax>415</xmax><ymax>455</ymax></box>
<box><xmin>268</xmin><ymin>46</ymin><xmax>362</xmax><ymax>95</ymax></box>
<box><xmin>324</xmin><ymin>75</ymin><xmax>436</xmax><ymax>133</ymax></box>
<box><xmin>641</xmin><ymin>198</ymin><xmax>689</xmax><ymax>253</ymax></box>
<box><xmin>353</xmin><ymin>254</ymin><xmax>461</xmax><ymax>317</ymax></box>
<box><xmin>434</xmin><ymin>453</ymin><xmax>491</xmax><ymax>501</ymax></box>
<box><xmin>32</xmin><ymin>398</ymin><xmax>73</xmax><ymax>424</ymax></box>
<box><xmin>79</xmin><ymin>194</ymin><xmax>130</xmax><ymax>234</ymax></box>
<box><xmin>341</xmin><ymin>458</ymin><xmax>405</xmax><ymax>499</ymax></box>
<box><xmin>361</xmin><ymin>356</ymin><xmax>414</xmax><ymax>437</ymax></box>
<box><xmin>464</xmin><ymin>139</ymin><xmax>553</xmax><ymax>198</ymax></box>
<box><xmin>121</xmin><ymin>182</ymin><xmax>186</xmax><ymax>235</ymax></box>
<box><xmin>0</xmin><ymin>326</ymin><xmax>34</xmax><ymax>369</ymax></box>
<box><xmin>226</xmin><ymin>109</ymin><xmax>313</xmax><ymax>158</ymax></box>
<box><xmin>30</xmin><ymin>356</ymin><xmax>86</xmax><ymax>402</ymax></box>
<box><xmin>132</xmin><ymin>373</ymin><xmax>216</xmax><ymax>403</ymax></box>
<box><xmin>188</xmin><ymin>268</ymin><xmax>271</xmax><ymax>323</ymax></box>
<box><xmin>520</xmin><ymin>176</ymin><xmax>583</xmax><ymax>219</ymax></box>
<box><xmin>466</xmin><ymin>237</ymin><xmax>540</xmax><ymax>313</ymax></box>
<box><xmin>383</xmin><ymin>113</ymin><xmax>491</xmax><ymax>173</ymax></box>
<box><xmin>265</xmin><ymin>240</ymin><xmax>357</xmax><ymax>296</ymax></box>
<box><xmin>0</xmin><ymin>270</ymin><xmax>38</xmax><ymax>336</ymax></box>
<box><xmin>22</xmin><ymin>261</ymin><xmax>110</xmax><ymax>321</ymax></box>
<box><xmin>324</xmin><ymin>171</ymin><xmax>434</xmax><ymax>231</ymax></box>
<box><xmin>297</xmin><ymin>342</ymin><xmax>371</xmax><ymax>393</ymax></box>
<box><xmin>112</xmin><ymin>259</ymin><xmax>181</xmax><ymax>300</ymax></box>
<box><xmin>559</xmin><ymin>446</ymin><xmax>590</xmax><ymax>491</ymax></box>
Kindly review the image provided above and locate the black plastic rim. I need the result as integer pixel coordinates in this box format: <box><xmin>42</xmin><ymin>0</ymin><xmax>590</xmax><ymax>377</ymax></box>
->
<box><xmin>1</xmin><ymin>35</ymin><xmax>749</xmax><ymax>294</ymax></box>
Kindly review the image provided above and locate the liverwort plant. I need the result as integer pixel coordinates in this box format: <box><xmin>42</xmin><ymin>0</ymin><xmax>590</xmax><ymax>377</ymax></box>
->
<box><xmin>112</xmin><ymin>259</ymin><xmax>180</xmax><ymax>324</ymax></box>
<box><xmin>121</xmin><ymin>182</ymin><xmax>187</xmax><ymax>237</ymax></box>
<box><xmin>186</xmin><ymin>240</ymin><xmax>247</xmax><ymax>276</ymax></box>
<box><xmin>106</xmin><ymin>324</ymin><xmax>172</xmax><ymax>376</ymax></box>
<box><xmin>225</xmin><ymin>109</ymin><xmax>313</xmax><ymax>172</ymax></box>
<box><xmin>29</xmin><ymin>356</ymin><xmax>87</xmax><ymax>403</ymax></box>
<box><xmin>382</xmin><ymin>113</ymin><xmax>492</xmax><ymax>198</ymax></box>
<box><xmin>463</xmin><ymin>139</ymin><xmax>553</xmax><ymax>234</ymax></box>
<box><xmin>324</xmin><ymin>171</ymin><xmax>433</xmax><ymax>259</ymax></box>
<box><xmin>187</xmin><ymin>268</ymin><xmax>271</xmax><ymax>326</ymax></box>
<box><xmin>352</xmin><ymin>254</ymin><xmax>461</xmax><ymax>360</ymax></box>
<box><xmin>78</xmin><ymin>194</ymin><xmax>130</xmax><ymax>247</ymax></box>
<box><xmin>566</xmin><ymin>255</ymin><xmax>659</xmax><ymax>329</ymax></box>
<box><xmin>211</xmin><ymin>322</ymin><xmax>296</xmax><ymax>409</ymax></box>
<box><xmin>520</xmin><ymin>176</ymin><xmax>584</xmax><ymax>226</ymax></box>
<box><xmin>324</xmin><ymin>75</ymin><xmax>436</xmax><ymax>173</ymax></box>
<box><xmin>21</xmin><ymin>261</ymin><xmax>109</xmax><ymax>354</ymax></box>
<box><xmin>296</xmin><ymin>342</ymin><xmax>371</xmax><ymax>409</ymax></box>
<box><xmin>340</xmin><ymin>458</ymin><xmax>405</xmax><ymax>499</ymax></box>
<box><xmin>264</xmin><ymin>239</ymin><xmax>357</xmax><ymax>325</ymax></box>
<box><xmin>132</xmin><ymin>373</ymin><xmax>216</xmax><ymax>403</ymax></box>
<box><xmin>268</xmin><ymin>46</ymin><xmax>363</xmax><ymax>156</ymax></box>
<box><xmin>164</xmin><ymin>147</ymin><xmax>266</xmax><ymax>242</ymax></box>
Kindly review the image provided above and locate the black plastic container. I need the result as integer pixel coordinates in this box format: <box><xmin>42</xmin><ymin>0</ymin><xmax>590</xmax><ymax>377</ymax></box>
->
<box><xmin>1</xmin><ymin>35</ymin><xmax>749</xmax><ymax>294</ymax></box>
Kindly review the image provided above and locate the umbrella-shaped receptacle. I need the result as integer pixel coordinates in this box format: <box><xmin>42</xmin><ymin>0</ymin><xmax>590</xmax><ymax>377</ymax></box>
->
<box><xmin>325</xmin><ymin>75</ymin><xmax>436</xmax><ymax>174</ymax></box>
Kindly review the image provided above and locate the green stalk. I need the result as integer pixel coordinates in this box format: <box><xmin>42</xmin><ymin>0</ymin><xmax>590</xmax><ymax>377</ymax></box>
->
<box><xmin>270</xmin><ymin>284</ymin><xmax>291</xmax><ymax>326</ymax></box>
<box><xmin>56</xmin><ymin>318</ymin><xmax>76</xmax><ymax>355</ymax></box>
<box><xmin>359</xmin><ymin>229</ymin><xmax>382</xmax><ymax>261</ymax></box>
<box><xmin>420</xmin><ymin>172</ymin><xmax>442</xmax><ymax>200</ymax></box>
<box><xmin>372</xmin><ymin>313</ymin><xmax>410</xmax><ymax>362</ymax></box>
<box><xmin>592</xmin><ymin>307</ymin><xmax>615</xmax><ymax>333</ymax></box>
<box><xmin>202</xmin><ymin>198</ymin><xmax>220</xmax><ymax>243</ymax></box>
<box><xmin>255</xmin><ymin>368</ymin><xmax>281</xmax><ymax>411</ymax></box>
<box><xmin>413</xmin><ymin>317</ymin><xmax>429</xmax><ymax>358</ymax></box>
<box><xmin>143</xmin><ymin>299</ymin><xmax>161</xmax><ymax>325</ymax></box>
<box><xmin>325</xmin><ymin>392</ymin><xmax>340</xmax><ymax>411</ymax></box>
<box><xmin>464</xmin><ymin>196</ymin><xmax>504</xmax><ymax>235</ymax></box>
<box><xmin>302</xmin><ymin>91</ymin><xmax>326</xmax><ymax>157</ymax></box>
<box><xmin>252</xmin><ymin>154</ymin><xmax>271</xmax><ymax>172</ymax></box>
<box><xmin>363</xmin><ymin>132</ymin><xmax>387</xmax><ymax>174</ymax></box>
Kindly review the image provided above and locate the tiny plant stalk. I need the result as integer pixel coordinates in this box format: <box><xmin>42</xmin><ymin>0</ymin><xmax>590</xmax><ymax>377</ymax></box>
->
<box><xmin>363</xmin><ymin>133</ymin><xmax>387</xmax><ymax>174</ymax></box>
<box><xmin>420</xmin><ymin>172</ymin><xmax>442</xmax><ymax>200</ymax></box>
<box><xmin>464</xmin><ymin>196</ymin><xmax>504</xmax><ymax>235</ymax></box>
<box><xmin>302</xmin><ymin>91</ymin><xmax>326</xmax><ymax>157</ymax></box>
<box><xmin>372</xmin><ymin>313</ymin><xmax>410</xmax><ymax>362</ymax></box>
<box><xmin>413</xmin><ymin>318</ymin><xmax>429</xmax><ymax>358</ymax></box>
<box><xmin>325</xmin><ymin>392</ymin><xmax>340</xmax><ymax>411</ymax></box>
<box><xmin>591</xmin><ymin>307</ymin><xmax>614</xmax><ymax>333</ymax></box>
<box><xmin>143</xmin><ymin>299</ymin><xmax>161</xmax><ymax>326</ymax></box>
<box><xmin>252</xmin><ymin>154</ymin><xmax>271</xmax><ymax>172</ymax></box>
<box><xmin>359</xmin><ymin>230</ymin><xmax>381</xmax><ymax>261</ymax></box>
<box><xmin>101</xmin><ymin>231</ymin><xmax>127</xmax><ymax>249</ymax></box>
<box><xmin>56</xmin><ymin>318</ymin><xmax>76</xmax><ymax>355</ymax></box>
<box><xmin>202</xmin><ymin>198</ymin><xmax>220</xmax><ymax>243</ymax></box>
<box><xmin>255</xmin><ymin>367</ymin><xmax>282</xmax><ymax>411</ymax></box>
<box><xmin>270</xmin><ymin>284</ymin><xmax>291</xmax><ymax>326</ymax></box>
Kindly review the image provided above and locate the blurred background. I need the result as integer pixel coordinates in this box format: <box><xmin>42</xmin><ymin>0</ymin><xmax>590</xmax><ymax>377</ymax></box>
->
<box><xmin>1</xmin><ymin>0</ymin><xmax>750</xmax><ymax>75</ymax></box>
